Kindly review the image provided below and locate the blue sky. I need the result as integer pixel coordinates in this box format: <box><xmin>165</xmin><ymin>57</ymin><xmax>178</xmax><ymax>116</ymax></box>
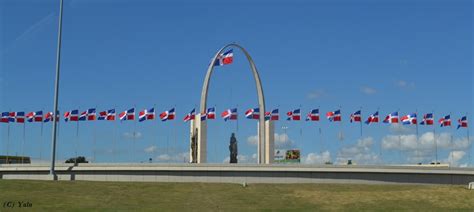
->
<box><xmin>0</xmin><ymin>0</ymin><xmax>472</xmax><ymax>166</ymax></box>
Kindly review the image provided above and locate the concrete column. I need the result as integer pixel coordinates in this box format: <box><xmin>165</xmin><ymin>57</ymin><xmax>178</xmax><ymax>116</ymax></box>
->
<box><xmin>189</xmin><ymin>119</ymin><xmax>195</xmax><ymax>163</ymax></box>
<box><xmin>196</xmin><ymin>116</ymin><xmax>207</xmax><ymax>163</ymax></box>
<box><xmin>265</xmin><ymin>120</ymin><xmax>275</xmax><ymax>164</ymax></box>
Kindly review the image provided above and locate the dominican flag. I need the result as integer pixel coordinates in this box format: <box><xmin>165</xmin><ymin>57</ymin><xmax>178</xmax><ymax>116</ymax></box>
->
<box><xmin>207</xmin><ymin>107</ymin><xmax>216</xmax><ymax>119</ymax></box>
<box><xmin>98</xmin><ymin>109</ymin><xmax>116</xmax><ymax>121</ymax></box>
<box><xmin>183</xmin><ymin>108</ymin><xmax>196</xmax><ymax>122</ymax></box>
<box><xmin>457</xmin><ymin>116</ymin><xmax>468</xmax><ymax>129</ymax></box>
<box><xmin>326</xmin><ymin>110</ymin><xmax>341</xmax><ymax>122</ymax></box>
<box><xmin>420</xmin><ymin>113</ymin><xmax>434</xmax><ymax>125</ymax></box>
<box><xmin>119</xmin><ymin>108</ymin><xmax>135</xmax><ymax>121</ymax></box>
<box><xmin>10</xmin><ymin>112</ymin><xmax>25</xmax><ymax>123</ymax></box>
<box><xmin>78</xmin><ymin>110</ymin><xmax>89</xmax><ymax>121</ymax></box>
<box><xmin>1</xmin><ymin>112</ymin><xmax>10</xmax><ymax>123</ymax></box>
<box><xmin>139</xmin><ymin>108</ymin><xmax>155</xmax><ymax>122</ymax></box>
<box><xmin>439</xmin><ymin>115</ymin><xmax>451</xmax><ymax>127</ymax></box>
<box><xmin>85</xmin><ymin>108</ymin><xmax>96</xmax><ymax>121</ymax></box>
<box><xmin>306</xmin><ymin>109</ymin><xmax>320</xmax><ymax>121</ymax></box>
<box><xmin>26</xmin><ymin>111</ymin><xmax>43</xmax><ymax>122</ymax></box>
<box><xmin>401</xmin><ymin>113</ymin><xmax>417</xmax><ymax>125</ymax></box>
<box><xmin>44</xmin><ymin>111</ymin><xmax>59</xmax><ymax>123</ymax></box>
<box><xmin>350</xmin><ymin>110</ymin><xmax>362</xmax><ymax>123</ymax></box>
<box><xmin>287</xmin><ymin>109</ymin><xmax>301</xmax><ymax>121</ymax></box>
<box><xmin>66</xmin><ymin>110</ymin><xmax>79</xmax><ymax>121</ymax></box>
<box><xmin>64</xmin><ymin>111</ymin><xmax>71</xmax><ymax>122</ymax></box>
<box><xmin>245</xmin><ymin>108</ymin><xmax>260</xmax><ymax>119</ymax></box>
<box><xmin>160</xmin><ymin>108</ymin><xmax>175</xmax><ymax>121</ymax></box>
<box><xmin>200</xmin><ymin>112</ymin><xmax>207</xmax><ymax>121</ymax></box>
<box><xmin>265</xmin><ymin>109</ymin><xmax>279</xmax><ymax>121</ymax></box>
<box><xmin>26</xmin><ymin>112</ymin><xmax>35</xmax><ymax>122</ymax></box>
<box><xmin>221</xmin><ymin>108</ymin><xmax>238</xmax><ymax>121</ymax></box>
<box><xmin>213</xmin><ymin>49</ymin><xmax>234</xmax><ymax>66</ymax></box>
<box><xmin>383</xmin><ymin>112</ymin><xmax>399</xmax><ymax>124</ymax></box>
<box><xmin>365</xmin><ymin>111</ymin><xmax>379</xmax><ymax>124</ymax></box>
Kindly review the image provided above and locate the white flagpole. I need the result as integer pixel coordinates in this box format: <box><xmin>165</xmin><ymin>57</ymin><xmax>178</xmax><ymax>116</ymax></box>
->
<box><xmin>433</xmin><ymin>111</ymin><xmax>438</xmax><ymax>164</ymax></box>
<box><xmin>40</xmin><ymin>110</ymin><xmax>44</xmax><ymax>162</ymax></box>
<box><xmin>113</xmin><ymin>108</ymin><xmax>118</xmax><ymax>163</ymax></box>
<box><xmin>450</xmin><ymin>113</ymin><xmax>454</xmax><ymax>166</ymax></box>
<box><xmin>6</xmin><ymin>123</ymin><xmax>10</xmax><ymax>163</ymax></box>
<box><xmin>415</xmin><ymin>110</ymin><xmax>419</xmax><ymax>164</ymax></box>
<box><xmin>466</xmin><ymin>112</ymin><xmax>470</xmax><ymax>167</ymax></box>
<box><xmin>76</xmin><ymin>117</ymin><xmax>79</xmax><ymax>164</ymax></box>
<box><xmin>22</xmin><ymin>121</ymin><xmax>26</xmax><ymax>164</ymax></box>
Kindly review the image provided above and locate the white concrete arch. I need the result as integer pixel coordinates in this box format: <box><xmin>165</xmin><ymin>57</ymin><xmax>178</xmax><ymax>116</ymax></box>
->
<box><xmin>191</xmin><ymin>43</ymin><xmax>268</xmax><ymax>164</ymax></box>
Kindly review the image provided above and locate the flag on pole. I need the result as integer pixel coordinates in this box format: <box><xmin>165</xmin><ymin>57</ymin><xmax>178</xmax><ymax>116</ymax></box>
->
<box><xmin>206</xmin><ymin>107</ymin><xmax>216</xmax><ymax>119</ymax></box>
<box><xmin>200</xmin><ymin>113</ymin><xmax>207</xmax><ymax>121</ymax></box>
<box><xmin>265</xmin><ymin>109</ymin><xmax>279</xmax><ymax>121</ymax></box>
<box><xmin>221</xmin><ymin>108</ymin><xmax>238</xmax><ymax>121</ymax></box>
<box><xmin>326</xmin><ymin>109</ymin><xmax>341</xmax><ymax>122</ymax></box>
<box><xmin>306</xmin><ymin>109</ymin><xmax>320</xmax><ymax>121</ymax></box>
<box><xmin>383</xmin><ymin>112</ymin><xmax>399</xmax><ymax>123</ymax></box>
<box><xmin>0</xmin><ymin>112</ymin><xmax>9</xmax><ymax>123</ymax></box>
<box><xmin>26</xmin><ymin>112</ymin><xmax>35</xmax><ymax>122</ymax></box>
<box><xmin>245</xmin><ymin>108</ymin><xmax>260</xmax><ymax>119</ymax></box>
<box><xmin>86</xmin><ymin>108</ymin><xmax>96</xmax><ymax>121</ymax></box>
<box><xmin>98</xmin><ymin>109</ymin><xmax>116</xmax><ymax>121</ymax></box>
<box><xmin>365</xmin><ymin>111</ymin><xmax>379</xmax><ymax>124</ymax></box>
<box><xmin>401</xmin><ymin>113</ymin><xmax>417</xmax><ymax>125</ymax></box>
<box><xmin>160</xmin><ymin>108</ymin><xmax>175</xmax><ymax>121</ymax></box>
<box><xmin>78</xmin><ymin>111</ymin><xmax>87</xmax><ymax>121</ymax></box>
<box><xmin>350</xmin><ymin>110</ymin><xmax>361</xmax><ymax>123</ymax></box>
<box><xmin>213</xmin><ymin>49</ymin><xmax>234</xmax><ymax>66</ymax></box>
<box><xmin>10</xmin><ymin>112</ymin><xmax>25</xmax><ymax>123</ymax></box>
<box><xmin>119</xmin><ymin>108</ymin><xmax>135</xmax><ymax>121</ymax></box>
<box><xmin>64</xmin><ymin>111</ymin><xmax>71</xmax><ymax>122</ymax></box>
<box><xmin>457</xmin><ymin>116</ymin><xmax>468</xmax><ymax>129</ymax></box>
<box><xmin>420</xmin><ymin>113</ymin><xmax>434</xmax><ymax>125</ymax></box>
<box><xmin>139</xmin><ymin>108</ymin><xmax>155</xmax><ymax>122</ymax></box>
<box><xmin>287</xmin><ymin>109</ymin><xmax>301</xmax><ymax>121</ymax></box>
<box><xmin>183</xmin><ymin>108</ymin><xmax>196</xmax><ymax>122</ymax></box>
<box><xmin>439</xmin><ymin>115</ymin><xmax>451</xmax><ymax>127</ymax></box>
<box><xmin>34</xmin><ymin>111</ymin><xmax>43</xmax><ymax>122</ymax></box>
<box><xmin>43</xmin><ymin>111</ymin><xmax>59</xmax><ymax>122</ymax></box>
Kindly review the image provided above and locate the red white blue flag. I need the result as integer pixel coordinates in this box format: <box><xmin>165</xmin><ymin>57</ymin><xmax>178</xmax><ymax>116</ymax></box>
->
<box><xmin>245</xmin><ymin>108</ymin><xmax>260</xmax><ymax>119</ymax></box>
<box><xmin>119</xmin><ymin>108</ymin><xmax>135</xmax><ymax>121</ymax></box>
<box><xmin>350</xmin><ymin>110</ymin><xmax>361</xmax><ymax>123</ymax></box>
<box><xmin>265</xmin><ymin>109</ymin><xmax>279</xmax><ymax>121</ymax></box>
<box><xmin>213</xmin><ymin>49</ymin><xmax>234</xmax><ymax>66</ymax></box>
<box><xmin>139</xmin><ymin>108</ymin><xmax>155</xmax><ymax>122</ymax></box>
<box><xmin>306</xmin><ymin>109</ymin><xmax>320</xmax><ymax>121</ymax></box>
<box><xmin>457</xmin><ymin>116</ymin><xmax>468</xmax><ymax>129</ymax></box>
<box><xmin>383</xmin><ymin>112</ymin><xmax>399</xmax><ymax>124</ymax></box>
<box><xmin>9</xmin><ymin>112</ymin><xmax>25</xmax><ymax>123</ymax></box>
<box><xmin>326</xmin><ymin>110</ymin><xmax>341</xmax><ymax>122</ymax></box>
<box><xmin>206</xmin><ymin>107</ymin><xmax>216</xmax><ymax>120</ymax></box>
<box><xmin>420</xmin><ymin>113</ymin><xmax>434</xmax><ymax>125</ymax></box>
<box><xmin>439</xmin><ymin>115</ymin><xmax>451</xmax><ymax>127</ymax></box>
<box><xmin>160</xmin><ymin>108</ymin><xmax>175</xmax><ymax>121</ymax></box>
<box><xmin>183</xmin><ymin>108</ymin><xmax>196</xmax><ymax>122</ymax></box>
<box><xmin>98</xmin><ymin>109</ymin><xmax>115</xmax><ymax>121</ymax></box>
<box><xmin>287</xmin><ymin>109</ymin><xmax>301</xmax><ymax>121</ymax></box>
<box><xmin>221</xmin><ymin>108</ymin><xmax>238</xmax><ymax>121</ymax></box>
<box><xmin>401</xmin><ymin>113</ymin><xmax>417</xmax><ymax>125</ymax></box>
<box><xmin>365</xmin><ymin>111</ymin><xmax>379</xmax><ymax>124</ymax></box>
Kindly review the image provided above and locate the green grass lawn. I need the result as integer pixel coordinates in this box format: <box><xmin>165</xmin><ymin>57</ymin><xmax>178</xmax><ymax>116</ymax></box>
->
<box><xmin>1</xmin><ymin>180</ymin><xmax>473</xmax><ymax>211</ymax></box>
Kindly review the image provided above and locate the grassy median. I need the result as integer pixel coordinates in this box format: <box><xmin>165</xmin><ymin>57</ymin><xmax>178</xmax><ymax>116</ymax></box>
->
<box><xmin>1</xmin><ymin>180</ymin><xmax>473</xmax><ymax>211</ymax></box>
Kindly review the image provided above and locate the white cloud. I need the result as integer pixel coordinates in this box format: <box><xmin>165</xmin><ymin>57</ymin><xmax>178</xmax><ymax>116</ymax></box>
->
<box><xmin>155</xmin><ymin>152</ymin><xmax>189</xmax><ymax>163</ymax></box>
<box><xmin>307</xmin><ymin>89</ymin><xmax>326</xmax><ymax>99</ymax></box>
<box><xmin>302</xmin><ymin>151</ymin><xmax>331</xmax><ymax>164</ymax></box>
<box><xmin>144</xmin><ymin>145</ymin><xmax>157</xmax><ymax>153</ymax></box>
<box><xmin>122</xmin><ymin>132</ymin><xmax>142</xmax><ymax>140</ymax></box>
<box><xmin>222</xmin><ymin>153</ymin><xmax>257</xmax><ymax>164</ymax></box>
<box><xmin>382</xmin><ymin>132</ymin><xmax>470</xmax><ymax>151</ymax></box>
<box><xmin>247</xmin><ymin>133</ymin><xmax>294</xmax><ymax>149</ymax></box>
<box><xmin>443</xmin><ymin>151</ymin><xmax>466</xmax><ymax>167</ymax></box>
<box><xmin>389</xmin><ymin>123</ymin><xmax>414</xmax><ymax>134</ymax></box>
<box><xmin>336</xmin><ymin>137</ymin><xmax>380</xmax><ymax>165</ymax></box>
<box><xmin>396</xmin><ymin>80</ymin><xmax>415</xmax><ymax>89</ymax></box>
<box><xmin>360</xmin><ymin>86</ymin><xmax>377</xmax><ymax>95</ymax></box>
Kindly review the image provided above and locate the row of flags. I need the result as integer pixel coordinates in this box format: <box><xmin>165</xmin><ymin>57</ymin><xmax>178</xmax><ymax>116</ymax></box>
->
<box><xmin>0</xmin><ymin>108</ymin><xmax>469</xmax><ymax>129</ymax></box>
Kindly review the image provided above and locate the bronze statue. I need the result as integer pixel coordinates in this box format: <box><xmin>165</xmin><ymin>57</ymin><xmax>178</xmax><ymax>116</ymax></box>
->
<box><xmin>229</xmin><ymin>133</ymin><xmax>238</xmax><ymax>163</ymax></box>
<box><xmin>191</xmin><ymin>129</ymin><xmax>198</xmax><ymax>163</ymax></box>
